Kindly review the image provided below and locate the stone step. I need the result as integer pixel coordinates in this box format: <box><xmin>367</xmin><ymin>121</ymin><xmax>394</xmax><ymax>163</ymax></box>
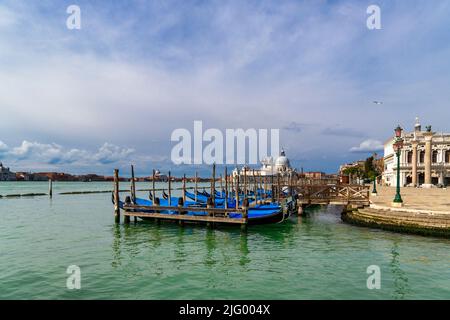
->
<box><xmin>352</xmin><ymin>209</ymin><xmax>450</xmax><ymax>228</ymax></box>
<box><xmin>361</xmin><ymin>208</ymin><xmax>450</xmax><ymax>220</ymax></box>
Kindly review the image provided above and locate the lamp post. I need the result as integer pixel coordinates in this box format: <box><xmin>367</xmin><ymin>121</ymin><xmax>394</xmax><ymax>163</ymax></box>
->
<box><xmin>392</xmin><ymin>125</ymin><xmax>404</xmax><ymax>206</ymax></box>
<box><xmin>372</xmin><ymin>175</ymin><xmax>377</xmax><ymax>195</ymax></box>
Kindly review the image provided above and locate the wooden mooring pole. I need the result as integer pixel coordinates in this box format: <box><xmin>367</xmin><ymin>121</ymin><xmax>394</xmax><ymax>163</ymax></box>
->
<box><xmin>132</xmin><ymin>165</ymin><xmax>138</xmax><ymax>223</ymax></box>
<box><xmin>183</xmin><ymin>174</ymin><xmax>186</xmax><ymax>204</ymax></box>
<box><xmin>263</xmin><ymin>175</ymin><xmax>266</xmax><ymax>201</ymax></box>
<box><xmin>224</xmin><ymin>167</ymin><xmax>228</xmax><ymax>209</ymax></box>
<box><xmin>152</xmin><ymin>169</ymin><xmax>156</xmax><ymax>201</ymax></box>
<box><xmin>271</xmin><ymin>174</ymin><xmax>275</xmax><ymax>203</ymax></box>
<box><xmin>195</xmin><ymin>171</ymin><xmax>198</xmax><ymax>203</ymax></box>
<box><xmin>230</xmin><ymin>172</ymin><xmax>234</xmax><ymax>200</ymax></box>
<box><xmin>206</xmin><ymin>196</ymin><xmax>213</xmax><ymax>228</ymax></box>
<box><xmin>178</xmin><ymin>197</ymin><xmax>185</xmax><ymax>226</ymax></box>
<box><xmin>131</xmin><ymin>165</ymin><xmax>136</xmax><ymax>204</ymax></box>
<box><xmin>259</xmin><ymin>173</ymin><xmax>263</xmax><ymax>204</ymax></box>
<box><xmin>168</xmin><ymin>171</ymin><xmax>172</xmax><ymax>206</ymax></box>
<box><xmin>235</xmin><ymin>175</ymin><xmax>240</xmax><ymax>210</ymax></box>
<box><xmin>48</xmin><ymin>179</ymin><xmax>53</xmax><ymax>198</ymax></box>
<box><xmin>114</xmin><ymin>169</ymin><xmax>120</xmax><ymax>223</ymax></box>
<box><xmin>277</xmin><ymin>173</ymin><xmax>281</xmax><ymax>203</ymax></box>
<box><xmin>212</xmin><ymin>163</ymin><xmax>216</xmax><ymax>207</ymax></box>
<box><xmin>252</xmin><ymin>169</ymin><xmax>257</xmax><ymax>204</ymax></box>
<box><xmin>154</xmin><ymin>196</ymin><xmax>160</xmax><ymax>224</ymax></box>
<box><xmin>244</xmin><ymin>168</ymin><xmax>247</xmax><ymax>198</ymax></box>
<box><xmin>241</xmin><ymin>198</ymin><xmax>249</xmax><ymax>232</ymax></box>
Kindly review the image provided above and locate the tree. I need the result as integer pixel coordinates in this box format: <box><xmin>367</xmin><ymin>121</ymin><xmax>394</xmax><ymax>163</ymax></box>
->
<box><xmin>364</xmin><ymin>155</ymin><xmax>380</xmax><ymax>179</ymax></box>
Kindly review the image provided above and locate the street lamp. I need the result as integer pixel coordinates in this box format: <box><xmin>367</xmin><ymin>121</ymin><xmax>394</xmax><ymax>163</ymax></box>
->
<box><xmin>372</xmin><ymin>174</ymin><xmax>378</xmax><ymax>195</ymax></box>
<box><xmin>392</xmin><ymin>125</ymin><xmax>404</xmax><ymax>205</ymax></box>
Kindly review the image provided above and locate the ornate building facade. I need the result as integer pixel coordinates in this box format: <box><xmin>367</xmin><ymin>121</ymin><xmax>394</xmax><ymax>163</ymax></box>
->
<box><xmin>383</xmin><ymin>118</ymin><xmax>450</xmax><ymax>187</ymax></box>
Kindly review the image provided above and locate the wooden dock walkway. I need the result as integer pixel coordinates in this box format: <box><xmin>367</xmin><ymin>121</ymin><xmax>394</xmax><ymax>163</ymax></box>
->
<box><xmin>294</xmin><ymin>185</ymin><xmax>370</xmax><ymax>206</ymax></box>
<box><xmin>122</xmin><ymin>204</ymin><xmax>247</xmax><ymax>224</ymax></box>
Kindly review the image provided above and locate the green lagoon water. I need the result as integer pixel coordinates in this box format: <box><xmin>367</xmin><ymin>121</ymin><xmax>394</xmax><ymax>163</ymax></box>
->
<box><xmin>1</xmin><ymin>181</ymin><xmax>449</xmax><ymax>299</ymax></box>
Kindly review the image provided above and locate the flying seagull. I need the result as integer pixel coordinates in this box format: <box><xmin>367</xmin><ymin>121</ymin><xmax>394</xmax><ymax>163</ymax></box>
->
<box><xmin>373</xmin><ymin>101</ymin><xmax>383</xmax><ymax>105</ymax></box>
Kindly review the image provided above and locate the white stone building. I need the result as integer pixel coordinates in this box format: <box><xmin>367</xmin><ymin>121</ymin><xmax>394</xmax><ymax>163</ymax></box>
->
<box><xmin>0</xmin><ymin>162</ymin><xmax>16</xmax><ymax>181</ymax></box>
<box><xmin>383</xmin><ymin>118</ymin><xmax>450</xmax><ymax>187</ymax></box>
<box><xmin>232</xmin><ymin>149</ymin><xmax>296</xmax><ymax>177</ymax></box>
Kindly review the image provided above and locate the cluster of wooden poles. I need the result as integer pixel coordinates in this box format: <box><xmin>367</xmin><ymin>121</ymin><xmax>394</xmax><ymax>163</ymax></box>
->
<box><xmin>112</xmin><ymin>164</ymin><xmax>295</xmax><ymax>227</ymax></box>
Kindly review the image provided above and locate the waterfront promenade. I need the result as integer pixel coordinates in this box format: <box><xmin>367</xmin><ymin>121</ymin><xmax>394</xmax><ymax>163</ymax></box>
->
<box><xmin>343</xmin><ymin>186</ymin><xmax>450</xmax><ymax>237</ymax></box>
<box><xmin>371</xmin><ymin>186</ymin><xmax>450</xmax><ymax>214</ymax></box>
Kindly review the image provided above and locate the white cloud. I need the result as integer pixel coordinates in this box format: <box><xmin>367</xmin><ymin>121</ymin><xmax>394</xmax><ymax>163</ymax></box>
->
<box><xmin>350</xmin><ymin>139</ymin><xmax>383</xmax><ymax>153</ymax></box>
<box><xmin>0</xmin><ymin>1</ymin><xmax>449</xmax><ymax>173</ymax></box>
<box><xmin>1</xmin><ymin>140</ymin><xmax>134</xmax><ymax>166</ymax></box>
<box><xmin>94</xmin><ymin>143</ymin><xmax>135</xmax><ymax>164</ymax></box>
<box><xmin>0</xmin><ymin>140</ymin><xmax>9</xmax><ymax>157</ymax></box>
<box><xmin>11</xmin><ymin>141</ymin><xmax>64</xmax><ymax>162</ymax></box>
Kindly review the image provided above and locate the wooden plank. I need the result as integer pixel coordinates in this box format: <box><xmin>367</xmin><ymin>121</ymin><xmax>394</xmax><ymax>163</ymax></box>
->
<box><xmin>123</xmin><ymin>204</ymin><xmax>245</xmax><ymax>214</ymax></box>
<box><xmin>123</xmin><ymin>211</ymin><xmax>246</xmax><ymax>224</ymax></box>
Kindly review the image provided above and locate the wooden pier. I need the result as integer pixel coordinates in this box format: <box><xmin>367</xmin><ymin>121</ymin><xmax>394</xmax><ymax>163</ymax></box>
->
<box><xmin>294</xmin><ymin>185</ymin><xmax>370</xmax><ymax>206</ymax></box>
<box><xmin>113</xmin><ymin>166</ymin><xmax>253</xmax><ymax>229</ymax></box>
<box><xmin>112</xmin><ymin>165</ymin><xmax>370</xmax><ymax>227</ymax></box>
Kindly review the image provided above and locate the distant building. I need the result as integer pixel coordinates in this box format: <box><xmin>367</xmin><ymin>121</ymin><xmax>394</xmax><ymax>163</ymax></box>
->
<box><xmin>77</xmin><ymin>174</ymin><xmax>106</xmax><ymax>182</ymax></box>
<box><xmin>15</xmin><ymin>172</ymin><xmax>31</xmax><ymax>181</ymax></box>
<box><xmin>302</xmin><ymin>171</ymin><xmax>326</xmax><ymax>179</ymax></box>
<box><xmin>338</xmin><ymin>160</ymin><xmax>366</xmax><ymax>184</ymax></box>
<box><xmin>33</xmin><ymin>172</ymin><xmax>74</xmax><ymax>181</ymax></box>
<box><xmin>339</xmin><ymin>160</ymin><xmax>366</xmax><ymax>175</ymax></box>
<box><xmin>232</xmin><ymin>149</ymin><xmax>296</xmax><ymax>178</ymax></box>
<box><xmin>383</xmin><ymin>118</ymin><xmax>450</xmax><ymax>187</ymax></box>
<box><xmin>0</xmin><ymin>163</ymin><xmax>16</xmax><ymax>181</ymax></box>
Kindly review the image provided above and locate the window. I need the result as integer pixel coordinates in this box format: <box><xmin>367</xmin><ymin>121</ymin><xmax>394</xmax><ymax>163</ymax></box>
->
<box><xmin>432</xmin><ymin>150</ymin><xmax>438</xmax><ymax>163</ymax></box>
<box><xmin>419</xmin><ymin>151</ymin><xmax>425</xmax><ymax>163</ymax></box>
<box><xmin>407</xmin><ymin>151</ymin><xmax>413</xmax><ymax>164</ymax></box>
<box><xmin>446</xmin><ymin>150</ymin><xmax>450</xmax><ymax>163</ymax></box>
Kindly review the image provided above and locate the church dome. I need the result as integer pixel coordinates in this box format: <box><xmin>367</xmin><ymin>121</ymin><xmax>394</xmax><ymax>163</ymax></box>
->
<box><xmin>275</xmin><ymin>156</ymin><xmax>290</xmax><ymax>167</ymax></box>
<box><xmin>274</xmin><ymin>149</ymin><xmax>290</xmax><ymax>168</ymax></box>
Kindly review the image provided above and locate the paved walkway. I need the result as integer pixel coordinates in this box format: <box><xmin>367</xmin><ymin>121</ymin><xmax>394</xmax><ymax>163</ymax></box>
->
<box><xmin>370</xmin><ymin>185</ymin><xmax>450</xmax><ymax>214</ymax></box>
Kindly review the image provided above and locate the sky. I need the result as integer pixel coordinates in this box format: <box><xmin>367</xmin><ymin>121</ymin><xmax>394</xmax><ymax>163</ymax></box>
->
<box><xmin>1</xmin><ymin>0</ymin><xmax>450</xmax><ymax>176</ymax></box>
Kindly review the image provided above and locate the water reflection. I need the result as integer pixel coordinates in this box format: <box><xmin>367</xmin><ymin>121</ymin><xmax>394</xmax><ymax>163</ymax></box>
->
<box><xmin>239</xmin><ymin>233</ymin><xmax>250</xmax><ymax>267</ymax></box>
<box><xmin>204</xmin><ymin>228</ymin><xmax>216</xmax><ymax>267</ymax></box>
<box><xmin>150</xmin><ymin>223</ymin><xmax>163</xmax><ymax>248</ymax></box>
<box><xmin>174</xmin><ymin>227</ymin><xmax>187</xmax><ymax>265</ymax></box>
<box><xmin>390</xmin><ymin>241</ymin><xmax>410</xmax><ymax>299</ymax></box>
<box><xmin>122</xmin><ymin>223</ymin><xmax>141</xmax><ymax>260</ymax></box>
<box><xmin>111</xmin><ymin>224</ymin><xmax>122</xmax><ymax>268</ymax></box>
<box><xmin>110</xmin><ymin>215</ymin><xmax>320</xmax><ymax>281</ymax></box>
<box><xmin>110</xmin><ymin>218</ymin><xmax>299</xmax><ymax>271</ymax></box>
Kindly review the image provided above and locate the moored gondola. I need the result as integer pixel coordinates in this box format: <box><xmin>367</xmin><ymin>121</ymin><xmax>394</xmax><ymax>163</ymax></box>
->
<box><xmin>114</xmin><ymin>195</ymin><xmax>289</xmax><ymax>225</ymax></box>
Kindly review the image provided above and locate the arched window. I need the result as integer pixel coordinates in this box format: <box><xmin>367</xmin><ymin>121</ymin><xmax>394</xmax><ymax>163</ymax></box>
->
<box><xmin>419</xmin><ymin>151</ymin><xmax>425</xmax><ymax>163</ymax></box>
<box><xmin>407</xmin><ymin>151</ymin><xmax>413</xmax><ymax>164</ymax></box>
<box><xmin>432</xmin><ymin>150</ymin><xmax>438</xmax><ymax>163</ymax></box>
<box><xmin>446</xmin><ymin>150</ymin><xmax>450</xmax><ymax>163</ymax></box>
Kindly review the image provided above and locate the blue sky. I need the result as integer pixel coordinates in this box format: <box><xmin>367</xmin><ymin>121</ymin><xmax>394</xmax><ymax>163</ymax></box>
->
<box><xmin>1</xmin><ymin>0</ymin><xmax>450</xmax><ymax>176</ymax></box>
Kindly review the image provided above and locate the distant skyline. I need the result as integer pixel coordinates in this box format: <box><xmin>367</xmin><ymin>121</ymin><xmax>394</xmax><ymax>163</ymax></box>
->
<box><xmin>1</xmin><ymin>0</ymin><xmax>450</xmax><ymax>175</ymax></box>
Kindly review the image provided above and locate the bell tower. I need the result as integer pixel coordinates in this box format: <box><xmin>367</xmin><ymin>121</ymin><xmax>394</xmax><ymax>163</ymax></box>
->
<box><xmin>414</xmin><ymin>117</ymin><xmax>421</xmax><ymax>133</ymax></box>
